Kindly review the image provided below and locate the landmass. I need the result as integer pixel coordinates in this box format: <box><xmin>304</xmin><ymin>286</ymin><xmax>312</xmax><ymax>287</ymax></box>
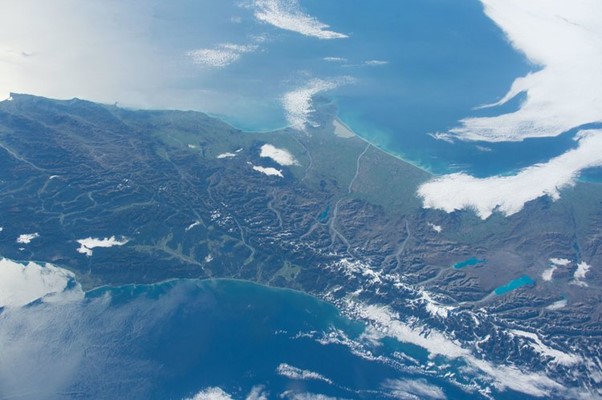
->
<box><xmin>0</xmin><ymin>94</ymin><xmax>601</xmax><ymax>397</ymax></box>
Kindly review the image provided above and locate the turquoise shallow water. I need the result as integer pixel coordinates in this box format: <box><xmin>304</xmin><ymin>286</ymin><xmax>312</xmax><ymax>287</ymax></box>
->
<box><xmin>495</xmin><ymin>275</ymin><xmax>536</xmax><ymax>295</ymax></box>
<box><xmin>453</xmin><ymin>257</ymin><xmax>486</xmax><ymax>269</ymax></box>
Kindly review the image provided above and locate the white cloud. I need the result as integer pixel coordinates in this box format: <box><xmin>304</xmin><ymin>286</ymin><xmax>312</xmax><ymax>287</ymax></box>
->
<box><xmin>76</xmin><ymin>236</ymin><xmax>129</xmax><ymax>257</ymax></box>
<box><xmin>323</xmin><ymin>57</ymin><xmax>347</xmax><ymax>63</ymax></box>
<box><xmin>448</xmin><ymin>0</ymin><xmax>602</xmax><ymax>142</ymax></box>
<box><xmin>282</xmin><ymin>77</ymin><xmax>352</xmax><ymax>129</ymax></box>
<box><xmin>253</xmin><ymin>165</ymin><xmax>284</xmax><ymax>177</ymax></box>
<box><xmin>364</xmin><ymin>60</ymin><xmax>388</xmax><ymax>66</ymax></box>
<box><xmin>246</xmin><ymin>386</ymin><xmax>268</xmax><ymax>400</ymax></box>
<box><xmin>509</xmin><ymin>329</ymin><xmax>582</xmax><ymax>366</ymax></box>
<box><xmin>187</xmin><ymin>43</ymin><xmax>259</xmax><ymax>68</ymax></box>
<box><xmin>418</xmin><ymin>129</ymin><xmax>602</xmax><ymax>219</ymax></box>
<box><xmin>280</xmin><ymin>392</ymin><xmax>338</xmax><ymax>400</ymax></box>
<box><xmin>260</xmin><ymin>144</ymin><xmax>298</xmax><ymax>166</ymax></box>
<box><xmin>185</xmin><ymin>387</ymin><xmax>233</xmax><ymax>400</ymax></box>
<box><xmin>276</xmin><ymin>363</ymin><xmax>332</xmax><ymax>384</ymax></box>
<box><xmin>0</xmin><ymin>258</ymin><xmax>82</xmax><ymax>308</ymax></box>
<box><xmin>0</xmin><ymin>279</ymin><xmax>219</xmax><ymax>398</ymax></box>
<box><xmin>352</xmin><ymin>301</ymin><xmax>565</xmax><ymax>397</ymax></box>
<box><xmin>186</xmin><ymin>386</ymin><xmax>268</xmax><ymax>400</ymax></box>
<box><xmin>252</xmin><ymin>0</ymin><xmax>348</xmax><ymax>39</ymax></box>
<box><xmin>426</xmin><ymin>1</ymin><xmax>602</xmax><ymax>220</ymax></box>
<box><xmin>16</xmin><ymin>232</ymin><xmax>39</xmax><ymax>244</ymax></box>
<box><xmin>382</xmin><ymin>379</ymin><xmax>446</xmax><ymax>400</ymax></box>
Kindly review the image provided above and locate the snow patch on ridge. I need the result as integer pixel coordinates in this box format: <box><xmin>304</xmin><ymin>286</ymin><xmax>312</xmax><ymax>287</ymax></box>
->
<box><xmin>542</xmin><ymin>258</ymin><xmax>571</xmax><ymax>282</ymax></box>
<box><xmin>417</xmin><ymin>290</ymin><xmax>454</xmax><ymax>319</ymax></box>
<box><xmin>427</xmin><ymin>223</ymin><xmax>442</xmax><ymax>233</ymax></box>
<box><xmin>252</xmin><ymin>165</ymin><xmax>283</xmax><ymax>177</ymax></box>
<box><xmin>217</xmin><ymin>152</ymin><xmax>237</xmax><ymax>159</ymax></box>
<box><xmin>509</xmin><ymin>329</ymin><xmax>582</xmax><ymax>366</ymax></box>
<box><xmin>573</xmin><ymin>261</ymin><xmax>591</xmax><ymax>286</ymax></box>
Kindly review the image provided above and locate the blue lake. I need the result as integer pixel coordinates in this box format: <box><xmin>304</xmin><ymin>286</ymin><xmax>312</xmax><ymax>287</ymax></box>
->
<box><xmin>453</xmin><ymin>257</ymin><xmax>487</xmax><ymax>269</ymax></box>
<box><xmin>318</xmin><ymin>205</ymin><xmax>330</xmax><ymax>223</ymax></box>
<box><xmin>495</xmin><ymin>275</ymin><xmax>536</xmax><ymax>295</ymax></box>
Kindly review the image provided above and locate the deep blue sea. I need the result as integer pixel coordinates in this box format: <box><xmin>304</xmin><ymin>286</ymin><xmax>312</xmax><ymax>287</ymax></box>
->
<box><xmin>0</xmin><ymin>279</ymin><xmax>542</xmax><ymax>400</ymax></box>
<box><xmin>144</xmin><ymin>0</ymin><xmax>601</xmax><ymax>179</ymax></box>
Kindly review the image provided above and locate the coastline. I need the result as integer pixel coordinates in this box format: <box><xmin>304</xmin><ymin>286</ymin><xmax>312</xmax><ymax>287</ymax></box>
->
<box><xmin>333</xmin><ymin>115</ymin><xmax>434</xmax><ymax>177</ymax></box>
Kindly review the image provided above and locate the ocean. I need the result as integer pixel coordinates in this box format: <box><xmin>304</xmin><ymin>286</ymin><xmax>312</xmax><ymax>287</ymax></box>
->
<box><xmin>0</xmin><ymin>278</ymin><xmax>541</xmax><ymax>399</ymax></box>
<box><xmin>4</xmin><ymin>0</ymin><xmax>600</xmax><ymax>180</ymax></box>
<box><xmin>153</xmin><ymin>0</ymin><xmax>599</xmax><ymax>179</ymax></box>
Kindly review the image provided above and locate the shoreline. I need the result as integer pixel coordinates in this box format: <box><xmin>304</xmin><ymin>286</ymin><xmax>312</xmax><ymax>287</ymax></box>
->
<box><xmin>83</xmin><ymin>275</ymin><xmax>327</xmax><ymax>302</ymax></box>
<box><xmin>333</xmin><ymin>116</ymin><xmax>435</xmax><ymax>176</ymax></box>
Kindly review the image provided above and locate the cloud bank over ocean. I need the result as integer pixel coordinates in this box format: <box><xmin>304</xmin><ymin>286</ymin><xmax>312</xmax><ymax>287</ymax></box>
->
<box><xmin>420</xmin><ymin>0</ymin><xmax>602</xmax><ymax>218</ymax></box>
<box><xmin>448</xmin><ymin>0</ymin><xmax>602</xmax><ymax>143</ymax></box>
<box><xmin>419</xmin><ymin>130</ymin><xmax>602</xmax><ymax>219</ymax></box>
<box><xmin>0</xmin><ymin>258</ymin><xmax>82</xmax><ymax>308</ymax></box>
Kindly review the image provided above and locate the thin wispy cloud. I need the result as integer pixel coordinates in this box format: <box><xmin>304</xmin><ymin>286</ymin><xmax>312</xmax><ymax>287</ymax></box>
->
<box><xmin>364</xmin><ymin>59</ymin><xmax>388</xmax><ymax>66</ymax></box>
<box><xmin>382</xmin><ymin>378</ymin><xmax>446</xmax><ymax>400</ymax></box>
<box><xmin>276</xmin><ymin>363</ymin><xmax>333</xmax><ymax>384</ymax></box>
<box><xmin>187</xmin><ymin>43</ymin><xmax>259</xmax><ymax>68</ymax></box>
<box><xmin>322</xmin><ymin>57</ymin><xmax>389</xmax><ymax>68</ymax></box>
<box><xmin>184</xmin><ymin>387</ymin><xmax>233</xmax><ymax>400</ymax></box>
<box><xmin>282</xmin><ymin>76</ymin><xmax>353</xmax><ymax>129</ymax></box>
<box><xmin>251</xmin><ymin>0</ymin><xmax>348</xmax><ymax>39</ymax></box>
<box><xmin>323</xmin><ymin>56</ymin><xmax>347</xmax><ymax>63</ymax></box>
